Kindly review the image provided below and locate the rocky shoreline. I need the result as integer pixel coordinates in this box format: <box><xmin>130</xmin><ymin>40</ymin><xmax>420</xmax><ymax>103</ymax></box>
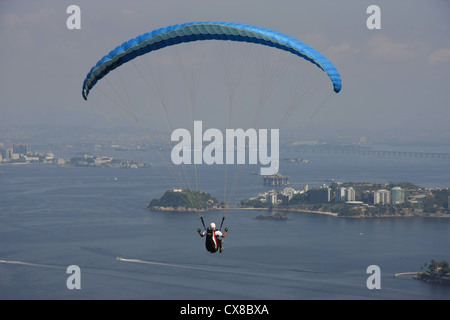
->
<box><xmin>147</xmin><ymin>205</ymin><xmax>219</xmax><ymax>212</ymax></box>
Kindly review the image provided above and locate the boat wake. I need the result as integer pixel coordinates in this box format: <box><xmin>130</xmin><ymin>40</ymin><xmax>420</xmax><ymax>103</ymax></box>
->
<box><xmin>115</xmin><ymin>256</ymin><xmax>321</xmax><ymax>281</ymax></box>
<box><xmin>0</xmin><ymin>259</ymin><xmax>64</xmax><ymax>270</ymax></box>
<box><xmin>116</xmin><ymin>257</ymin><xmax>212</xmax><ymax>272</ymax></box>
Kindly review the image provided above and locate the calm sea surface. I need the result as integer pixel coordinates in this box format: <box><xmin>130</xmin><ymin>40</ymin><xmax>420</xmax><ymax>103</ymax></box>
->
<box><xmin>0</xmin><ymin>150</ymin><xmax>449</xmax><ymax>300</ymax></box>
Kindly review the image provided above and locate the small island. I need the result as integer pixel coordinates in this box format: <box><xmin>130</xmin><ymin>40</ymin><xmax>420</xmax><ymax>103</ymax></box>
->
<box><xmin>414</xmin><ymin>259</ymin><xmax>450</xmax><ymax>285</ymax></box>
<box><xmin>147</xmin><ymin>188</ymin><xmax>226</xmax><ymax>212</ymax></box>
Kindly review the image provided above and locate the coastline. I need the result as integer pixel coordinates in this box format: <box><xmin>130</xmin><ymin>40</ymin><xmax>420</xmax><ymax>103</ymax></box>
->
<box><xmin>147</xmin><ymin>206</ymin><xmax>338</xmax><ymax>217</ymax></box>
<box><xmin>148</xmin><ymin>206</ymin><xmax>223</xmax><ymax>212</ymax></box>
<box><xmin>229</xmin><ymin>207</ymin><xmax>338</xmax><ymax>217</ymax></box>
<box><xmin>234</xmin><ymin>206</ymin><xmax>450</xmax><ymax>218</ymax></box>
<box><xmin>149</xmin><ymin>205</ymin><xmax>450</xmax><ymax>218</ymax></box>
<box><xmin>273</xmin><ymin>207</ymin><xmax>338</xmax><ymax>217</ymax></box>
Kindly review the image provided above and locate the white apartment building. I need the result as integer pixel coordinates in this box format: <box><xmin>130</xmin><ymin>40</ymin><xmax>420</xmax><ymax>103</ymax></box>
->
<box><xmin>374</xmin><ymin>189</ymin><xmax>391</xmax><ymax>205</ymax></box>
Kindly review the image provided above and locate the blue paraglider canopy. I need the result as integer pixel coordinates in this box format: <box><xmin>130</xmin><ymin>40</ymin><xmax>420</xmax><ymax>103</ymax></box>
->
<box><xmin>82</xmin><ymin>21</ymin><xmax>342</xmax><ymax>100</ymax></box>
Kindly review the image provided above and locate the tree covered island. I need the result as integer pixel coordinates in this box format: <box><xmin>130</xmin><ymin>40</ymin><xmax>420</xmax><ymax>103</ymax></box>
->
<box><xmin>147</xmin><ymin>188</ymin><xmax>226</xmax><ymax>212</ymax></box>
<box><xmin>415</xmin><ymin>259</ymin><xmax>450</xmax><ymax>285</ymax></box>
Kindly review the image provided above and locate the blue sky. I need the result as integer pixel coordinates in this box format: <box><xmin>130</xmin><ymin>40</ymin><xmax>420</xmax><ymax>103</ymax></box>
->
<box><xmin>1</xmin><ymin>0</ymin><xmax>449</xmax><ymax>144</ymax></box>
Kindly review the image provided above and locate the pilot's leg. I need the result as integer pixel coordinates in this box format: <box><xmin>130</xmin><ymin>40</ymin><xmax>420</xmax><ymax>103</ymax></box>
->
<box><xmin>219</xmin><ymin>239</ymin><xmax>224</xmax><ymax>253</ymax></box>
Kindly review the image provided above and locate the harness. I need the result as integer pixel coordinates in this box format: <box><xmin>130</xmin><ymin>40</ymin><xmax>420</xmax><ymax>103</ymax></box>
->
<box><xmin>205</xmin><ymin>227</ymin><xmax>219</xmax><ymax>253</ymax></box>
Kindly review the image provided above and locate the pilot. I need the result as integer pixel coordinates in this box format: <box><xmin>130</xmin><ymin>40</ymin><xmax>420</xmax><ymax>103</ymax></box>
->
<box><xmin>198</xmin><ymin>222</ymin><xmax>228</xmax><ymax>253</ymax></box>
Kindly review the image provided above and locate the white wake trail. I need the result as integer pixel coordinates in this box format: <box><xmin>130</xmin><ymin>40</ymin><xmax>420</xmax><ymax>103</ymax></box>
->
<box><xmin>116</xmin><ymin>257</ymin><xmax>212</xmax><ymax>272</ymax></box>
<box><xmin>0</xmin><ymin>259</ymin><xmax>64</xmax><ymax>270</ymax></box>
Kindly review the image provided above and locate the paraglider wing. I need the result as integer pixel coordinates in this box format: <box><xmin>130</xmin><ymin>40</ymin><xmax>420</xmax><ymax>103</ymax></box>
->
<box><xmin>82</xmin><ymin>22</ymin><xmax>342</xmax><ymax>100</ymax></box>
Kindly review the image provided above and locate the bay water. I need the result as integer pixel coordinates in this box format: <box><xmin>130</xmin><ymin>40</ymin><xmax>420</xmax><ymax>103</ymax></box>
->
<box><xmin>0</xmin><ymin>150</ymin><xmax>449</xmax><ymax>300</ymax></box>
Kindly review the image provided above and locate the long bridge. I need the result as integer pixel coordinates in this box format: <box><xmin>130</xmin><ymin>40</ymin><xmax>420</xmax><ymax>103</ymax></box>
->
<box><xmin>284</xmin><ymin>147</ymin><xmax>450</xmax><ymax>159</ymax></box>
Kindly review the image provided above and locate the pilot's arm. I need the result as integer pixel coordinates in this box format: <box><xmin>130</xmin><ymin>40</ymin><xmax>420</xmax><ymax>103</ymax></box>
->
<box><xmin>222</xmin><ymin>228</ymin><xmax>228</xmax><ymax>237</ymax></box>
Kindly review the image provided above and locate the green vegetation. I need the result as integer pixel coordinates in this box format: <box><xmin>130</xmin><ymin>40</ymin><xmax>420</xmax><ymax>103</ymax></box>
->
<box><xmin>239</xmin><ymin>199</ymin><xmax>268</xmax><ymax>208</ymax></box>
<box><xmin>422</xmin><ymin>189</ymin><xmax>450</xmax><ymax>213</ymax></box>
<box><xmin>415</xmin><ymin>259</ymin><xmax>450</xmax><ymax>285</ymax></box>
<box><xmin>148</xmin><ymin>189</ymin><xmax>224</xmax><ymax>211</ymax></box>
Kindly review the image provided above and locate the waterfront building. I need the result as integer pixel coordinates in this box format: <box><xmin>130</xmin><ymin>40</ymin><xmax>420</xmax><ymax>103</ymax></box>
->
<box><xmin>391</xmin><ymin>187</ymin><xmax>405</xmax><ymax>204</ymax></box>
<box><xmin>374</xmin><ymin>189</ymin><xmax>391</xmax><ymax>205</ymax></box>
<box><xmin>308</xmin><ymin>186</ymin><xmax>330</xmax><ymax>203</ymax></box>
<box><xmin>337</xmin><ymin>187</ymin><xmax>346</xmax><ymax>201</ymax></box>
<box><xmin>280</xmin><ymin>187</ymin><xmax>296</xmax><ymax>201</ymax></box>
<box><xmin>266</xmin><ymin>190</ymin><xmax>277</xmax><ymax>205</ymax></box>
<box><xmin>25</xmin><ymin>155</ymin><xmax>39</xmax><ymax>162</ymax></box>
<box><xmin>45</xmin><ymin>153</ymin><xmax>55</xmax><ymax>162</ymax></box>
<box><xmin>346</xmin><ymin>187</ymin><xmax>356</xmax><ymax>201</ymax></box>
<box><xmin>337</xmin><ymin>187</ymin><xmax>355</xmax><ymax>201</ymax></box>
<box><xmin>6</xmin><ymin>147</ymin><xmax>13</xmax><ymax>160</ymax></box>
<box><xmin>13</xmin><ymin>144</ymin><xmax>28</xmax><ymax>155</ymax></box>
<box><xmin>94</xmin><ymin>156</ymin><xmax>113</xmax><ymax>166</ymax></box>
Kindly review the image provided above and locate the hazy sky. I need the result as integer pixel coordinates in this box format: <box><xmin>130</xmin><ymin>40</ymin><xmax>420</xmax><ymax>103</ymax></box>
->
<box><xmin>1</xmin><ymin>0</ymin><xmax>449</xmax><ymax>143</ymax></box>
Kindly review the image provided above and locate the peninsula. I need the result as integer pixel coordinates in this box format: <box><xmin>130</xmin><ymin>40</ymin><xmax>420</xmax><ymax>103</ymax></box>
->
<box><xmin>147</xmin><ymin>188</ymin><xmax>225</xmax><ymax>212</ymax></box>
<box><xmin>240</xmin><ymin>181</ymin><xmax>450</xmax><ymax>218</ymax></box>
